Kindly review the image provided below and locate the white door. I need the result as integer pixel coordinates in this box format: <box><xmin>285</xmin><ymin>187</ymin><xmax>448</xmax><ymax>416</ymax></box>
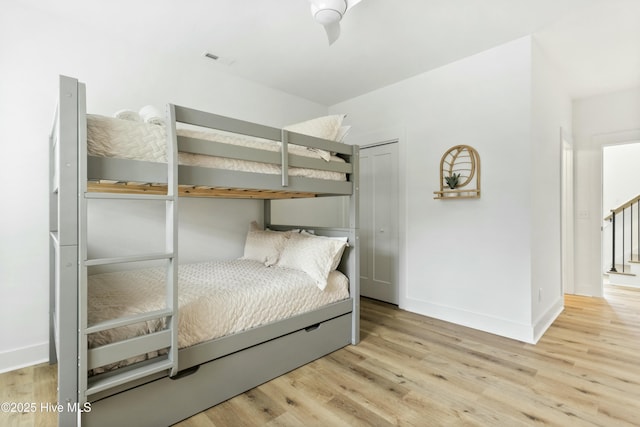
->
<box><xmin>360</xmin><ymin>142</ymin><xmax>399</xmax><ymax>304</ymax></box>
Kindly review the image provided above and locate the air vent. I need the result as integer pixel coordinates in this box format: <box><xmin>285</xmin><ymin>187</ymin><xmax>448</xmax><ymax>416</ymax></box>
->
<box><xmin>202</xmin><ymin>51</ymin><xmax>235</xmax><ymax>66</ymax></box>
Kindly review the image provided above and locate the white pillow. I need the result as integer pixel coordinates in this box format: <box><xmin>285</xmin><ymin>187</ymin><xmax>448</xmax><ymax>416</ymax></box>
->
<box><xmin>301</xmin><ymin>231</ymin><xmax>349</xmax><ymax>270</ymax></box>
<box><xmin>241</xmin><ymin>222</ymin><xmax>288</xmax><ymax>266</ymax></box>
<box><xmin>277</xmin><ymin>232</ymin><xmax>348</xmax><ymax>290</ymax></box>
<box><xmin>139</xmin><ymin>105</ymin><xmax>165</xmax><ymax>126</ymax></box>
<box><xmin>335</xmin><ymin>125</ymin><xmax>351</xmax><ymax>142</ymax></box>
<box><xmin>284</xmin><ymin>115</ymin><xmax>345</xmax><ymax>141</ymax></box>
<box><xmin>284</xmin><ymin>115</ymin><xmax>346</xmax><ymax>162</ymax></box>
<box><xmin>113</xmin><ymin>109</ymin><xmax>141</xmax><ymax>122</ymax></box>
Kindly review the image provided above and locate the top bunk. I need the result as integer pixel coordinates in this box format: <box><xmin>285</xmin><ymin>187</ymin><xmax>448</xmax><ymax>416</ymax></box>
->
<box><xmin>58</xmin><ymin>76</ymin><xmax>358</xmax><ymax>200</ymax></box>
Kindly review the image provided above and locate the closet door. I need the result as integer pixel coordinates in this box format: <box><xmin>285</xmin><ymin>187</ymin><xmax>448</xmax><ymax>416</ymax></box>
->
<box><xmin>360</xmin><ymin>142</ymin><xmax>399</xmax><ymax>304</ymax></box>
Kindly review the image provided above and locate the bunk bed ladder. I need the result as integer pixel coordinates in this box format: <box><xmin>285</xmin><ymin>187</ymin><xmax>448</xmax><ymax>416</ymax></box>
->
<box><xmin>77</xmin><ymin>103</ymin><xmax>180</xmax><ymax>401</ymax></box>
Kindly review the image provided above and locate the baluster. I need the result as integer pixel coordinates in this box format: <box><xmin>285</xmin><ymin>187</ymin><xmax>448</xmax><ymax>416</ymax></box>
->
<box><xmin>610</xmin><ymin>211</ymin><xmax>617</xmax><ymax>273</ymax></box>
<box><xmin>623</xmin><ymin>208</ymin><xmax>626</xmax><ymax>273</ymax></box>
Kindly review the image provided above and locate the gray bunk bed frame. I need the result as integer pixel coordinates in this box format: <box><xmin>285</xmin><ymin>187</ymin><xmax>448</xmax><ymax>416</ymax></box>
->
<box><xmin>49</xmin><ymin>75</ymin><xmax>359</xmax><ymax>427</ymax></box>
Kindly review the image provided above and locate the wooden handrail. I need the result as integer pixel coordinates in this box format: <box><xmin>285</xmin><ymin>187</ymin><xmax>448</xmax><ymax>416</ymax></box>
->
<box><xmin>604</xmin><ymin>193</ymin><xmax>640</xmax><ymax>221</ymax></box>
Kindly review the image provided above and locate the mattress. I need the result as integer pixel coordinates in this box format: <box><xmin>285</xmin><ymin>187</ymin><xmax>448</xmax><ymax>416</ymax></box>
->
<box><xmin>88</xmin><ymin>259</ymin><xmax>350</xmax><ymax>372</ymax></box>
<box><xmin>87</xmin><ymin>115</ymin><xmax>347</xmax><ymax>181</ymax></box>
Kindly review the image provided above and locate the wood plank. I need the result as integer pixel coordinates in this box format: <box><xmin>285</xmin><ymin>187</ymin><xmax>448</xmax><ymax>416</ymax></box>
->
<box><xmin>251</xmin><ymin>372</ymin><xmax>349</xmax><ymax>426</ymax></box>
<box><xmin>0</xmin><ymin>363</ymin><xmax>57</xmax><ymax>427</ymax></box>
<box><xmin>204</xmin><ymin>388</ymin><xmax>286</xmax><ymax>427</ymax></box>
<box><xmin>88</xmin><ymin>181</ymin><xmax>318</xmax><ymax>199</ymax></box>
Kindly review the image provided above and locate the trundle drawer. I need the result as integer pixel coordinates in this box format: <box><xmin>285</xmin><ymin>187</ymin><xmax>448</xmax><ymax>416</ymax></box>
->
<box><xmin>85</xmin><ymin>313</ymin><xmax>352</xmax><ymax>427</ymax></box>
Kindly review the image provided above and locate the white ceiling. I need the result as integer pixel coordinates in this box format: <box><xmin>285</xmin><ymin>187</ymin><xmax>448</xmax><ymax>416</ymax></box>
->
<box><xmin>22</xmin><ymin>0</ymin><xmax>640</xmax><ymax>105</ymax></box>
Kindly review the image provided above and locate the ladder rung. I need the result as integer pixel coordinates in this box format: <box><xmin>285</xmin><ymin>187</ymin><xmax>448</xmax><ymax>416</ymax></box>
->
<box><xmin>85</xmin><ymin>308</ymin><xmax>173</xmax><ymax>335</ymax></box>
<box><xmin>88</xmin><ymin>330</ymin><xmax>172</xmax><ymax>370</ymax></box>
<box><xmin>86</xmin><ymin>358</ymin><xmax>174</xmax><ymax>396</ymax></box>
<box><xmin>85</xmin><ymin>192</ymin><xmax>175</xmax><ymax>201</ymax></box>
<box><xmin>85</xmin><ymin>252</ymin><xmax>174</xmax><ymax>266</ymax></box>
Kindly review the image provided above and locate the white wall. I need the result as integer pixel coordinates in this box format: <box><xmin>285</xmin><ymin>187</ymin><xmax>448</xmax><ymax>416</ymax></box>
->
<box><xmin>573</xmin><ymin>87</ymin><xmax>640</xmax><ymax>296</ymax></box>
<box><xmin>331</xmin><ymin>36</ymin><xmax>568</xmax><ymax>342</ymax></box>
<box><xmin>0</xmin><ymin>2</ymin><xmax>328</xmax><ymax>372</ymax></box>
<box><xmin>269</xmin><ymin>197</ymin><xmax>348</xmax><ymax>228</ymax></box>
<box><xmin>530</xmin><ymin>39</ymin><xmax>572</xmax><ymax>335</ymax></box>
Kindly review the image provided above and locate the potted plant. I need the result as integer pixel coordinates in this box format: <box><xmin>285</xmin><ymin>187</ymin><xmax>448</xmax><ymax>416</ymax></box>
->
<box><xmin>444</xmin><ymin>173</ymin><xmax>460</xmax><ymax>189</ymax></box>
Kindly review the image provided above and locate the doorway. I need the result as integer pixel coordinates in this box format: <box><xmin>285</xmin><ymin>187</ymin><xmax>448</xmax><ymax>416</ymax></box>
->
<box><xmin>601</xmin><ymin>140</ymin><xmax>640</xmax><ymax>287</ymax></box>
<box><xmin>359</xmin><ymin>142</ymin><xmax>399</xmax><ymax>304</ymax></box>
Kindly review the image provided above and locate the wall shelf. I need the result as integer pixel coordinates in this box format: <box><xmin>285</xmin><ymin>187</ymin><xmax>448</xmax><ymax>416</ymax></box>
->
<box><xmin>433</xmin><ymin>189</ymin><xmax>480</xmax><ymax>199</ymax></box>
<box><xmin>434</xmin><ymin>145</ymin><xmax>481</xmax><ymax>200</ymax></box>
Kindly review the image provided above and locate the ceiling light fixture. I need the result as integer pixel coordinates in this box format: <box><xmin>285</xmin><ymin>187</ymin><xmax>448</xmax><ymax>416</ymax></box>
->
<box><xmin>312</xmin><ymin>0</ymin><xmax>346</xmax><ymax>26</ymax></box>
<box><xmin>309</xmin><ymin>0</ymin><xmax>364</xmax><ymax>45</ymax></box>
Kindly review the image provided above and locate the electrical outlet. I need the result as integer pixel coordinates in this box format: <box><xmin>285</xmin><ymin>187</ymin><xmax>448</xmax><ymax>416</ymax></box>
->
<box><xmin>578</xmin><ymin>210</ymin><xmax>590</xmax><ymax>219</ymax></box>
<box><xmin>538</xmin><ymin>288</ymin><xmax>542</xmax><ymax>302</ymax></box>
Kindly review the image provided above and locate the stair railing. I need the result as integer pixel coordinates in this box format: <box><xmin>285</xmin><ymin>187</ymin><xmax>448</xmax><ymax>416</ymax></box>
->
<box><xmin>604</xmin><ymin>194</ymin><xmax>640</xmax><ymax>274</ymax></box>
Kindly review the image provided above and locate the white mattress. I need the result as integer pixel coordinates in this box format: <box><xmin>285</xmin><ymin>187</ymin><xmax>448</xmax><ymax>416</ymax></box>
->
<box><xmin>88</xmin><ymin>259</ymin><xmax>349</xmax><ymax>372</ymax></box>
<box><xmin>87</xmin><ymin>115</ymin><xmax>346</xmax><ymax>181</ymax></box>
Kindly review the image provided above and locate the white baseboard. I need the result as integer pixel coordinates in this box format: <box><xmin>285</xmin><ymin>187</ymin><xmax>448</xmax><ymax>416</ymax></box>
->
<box><xmin>402</xmin><ymin>297</ymin><xmax>537</xmax><ymax>343</ymax></box>
<box><xmin>401</xmin><ymin>296</ymin><xmax>565</xmax><ymax>344</ymax></box>
<box><xmin>0</xmin><ymin>342</ymin><xmax>49</xmax><ymax>374</ymax></box>
<box><xmin>532</xmin><ymin>298</ymin><xmax>564</xmax><ymax>343</ymax></box>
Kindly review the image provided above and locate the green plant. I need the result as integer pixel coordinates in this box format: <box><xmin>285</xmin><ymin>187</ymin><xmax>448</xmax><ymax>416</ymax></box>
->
<box><xmin>445</xmin><ymin>173</ymin><xmax>460</xmax><ymax>189</ymax></box>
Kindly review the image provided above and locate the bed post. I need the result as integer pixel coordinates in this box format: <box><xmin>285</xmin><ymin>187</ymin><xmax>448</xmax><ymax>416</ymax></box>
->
<box><xmin>50</xmin><ymin>75</ymin><xmax>82</xmax><ymax>427</ymax></box>
<box><xmin>349</xmin><ymin>145</ymin><xmax>360</xmax><ymax>345</ymax></box>
<box><xmin>264</xmin><ymin>200</ymin><xmax>271</xmax><ymax>228</ymax></box>
<box><xmin>49</xmin><ymin>106</ymin><xmax>58</xmax><ymax>366</ymax></box>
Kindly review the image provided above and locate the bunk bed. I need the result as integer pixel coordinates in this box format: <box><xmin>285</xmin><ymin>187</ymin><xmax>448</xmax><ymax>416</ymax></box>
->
<box><xmin>49</xmin><ymin>75</ymin><xmax>360</xmax><ymax>427</ymax></box>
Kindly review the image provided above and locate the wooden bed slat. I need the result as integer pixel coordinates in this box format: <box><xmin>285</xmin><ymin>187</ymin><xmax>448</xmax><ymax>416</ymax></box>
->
<box><xmin>88</xmin><ymin>181</ymin><xmax>318</xmax><ymax>199</ymax></box>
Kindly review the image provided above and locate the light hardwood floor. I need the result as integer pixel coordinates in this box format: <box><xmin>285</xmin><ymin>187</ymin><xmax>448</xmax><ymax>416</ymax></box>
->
<box><xmin>2</xmin><ymin>285</ymin><xmax>639</xmax><ymax>426</ymax></box>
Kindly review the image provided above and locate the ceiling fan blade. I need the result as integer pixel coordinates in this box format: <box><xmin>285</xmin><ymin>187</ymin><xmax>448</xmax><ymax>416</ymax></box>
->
<box><xmin>324</xmin><ymin>21</ymin><xmax>341</xmax><ymax>45</ymax></box>
<box><xmin>345</xmin><ymin>0</ymin><xmax>363</xmax><ymax>11</ymax></box>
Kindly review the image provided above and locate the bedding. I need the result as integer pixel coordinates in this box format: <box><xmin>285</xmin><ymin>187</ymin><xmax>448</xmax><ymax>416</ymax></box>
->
<box><xmin>276</xmin><ymin>231</ymin><xmax>348</xmax><ymax>290</ymax></box>
<box><xmin>241</xmin><ymin>223</ymin><xmax>288</xmax><ymax>267</ymax></box>
<box><xmin>87</xmin><ymin>115</ymin><xmax>347</xmax><ymax>182</ymax></box>
<box><xmin>241</xmin><ymin>223</ymin><xmax>349</xmax><ymax>289</ymax></box>
<box><xmin>87</xmin><ymin>259</ymin><xmax>349</xmax><ymax>372</ymax></box>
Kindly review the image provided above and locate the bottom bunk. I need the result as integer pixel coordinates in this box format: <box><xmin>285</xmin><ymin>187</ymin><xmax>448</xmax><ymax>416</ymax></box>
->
<box><xmin>85</xmin><ymin>304</ymin><xmax>353</xmax><ymax>427</ymax></box>
<box><xmin>76</xmin><ymin>226</ymin><xmax>359</xmax><ymax>426</ymax></box>
<box><xmin>87</xmin><ymin>258</ymin><xmax>350</xmax><ymax>374</ymax></box>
